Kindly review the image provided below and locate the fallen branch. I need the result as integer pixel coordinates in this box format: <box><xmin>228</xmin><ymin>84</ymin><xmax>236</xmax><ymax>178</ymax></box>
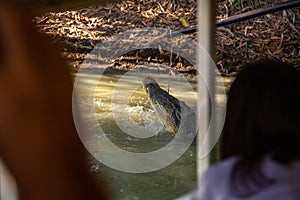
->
<box><xmin>172</xmin><ymin>0</ymin><xmax>300</xmax><ymax>36</ymax></box>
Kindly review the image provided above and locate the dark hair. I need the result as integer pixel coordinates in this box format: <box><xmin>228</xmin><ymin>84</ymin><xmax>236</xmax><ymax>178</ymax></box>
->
<box><xmin>220</xmin><ymin>59</ymin><xmax>300</xmax><ymax>197</ymax></box>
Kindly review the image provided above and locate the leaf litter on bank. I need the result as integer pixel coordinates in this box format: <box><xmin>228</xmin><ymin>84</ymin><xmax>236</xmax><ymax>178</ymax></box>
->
<box><xmin>33</xmin><ymin>0</ymin><xmax>300</xmax><ymax>76</ymax></box>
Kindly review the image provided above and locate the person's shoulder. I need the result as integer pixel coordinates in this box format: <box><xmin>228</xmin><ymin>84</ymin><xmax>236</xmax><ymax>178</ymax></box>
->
<box><xmin>198</xmin><ymin>156</ymin><xmax>239</xmax><ymax>200</ymax></box>
<box><xmin>203</xmin><ymin>156</ymin><xmax>238</xmax><ymax>188</ymax></box>
<box><xmin>255</xmin><ymin>156</ymin><xmax>300</xmax><ymax>200</ymax></box>
<box><xmin>206</xmin><ymin>156</ymin><xmax>239</xmax><ymax>179</ymax></box>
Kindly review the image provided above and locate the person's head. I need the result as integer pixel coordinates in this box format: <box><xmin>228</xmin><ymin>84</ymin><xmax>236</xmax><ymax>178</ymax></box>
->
<box><xmin>221</xmin><ymin>59</ymin><xmax>300</xmax><ymax>163</ymax></box>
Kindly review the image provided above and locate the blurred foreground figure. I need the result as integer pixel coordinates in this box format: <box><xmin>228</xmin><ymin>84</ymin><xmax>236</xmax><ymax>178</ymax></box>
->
<box><xmin>0</xmin><ymin>4</ymin><xmax>109</xmax><ymax>200</ymax></box>
<box><xmin>200</xmin><ymin>60</ymin><xmax>300</xmax><ymax>199</ymax></box>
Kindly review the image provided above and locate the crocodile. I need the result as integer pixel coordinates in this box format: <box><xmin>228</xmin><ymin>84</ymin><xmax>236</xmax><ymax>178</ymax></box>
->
<box><xmin>143</xmin><ymin>76</ymin><xmax>196</xmax><ymax>136</ymax></box>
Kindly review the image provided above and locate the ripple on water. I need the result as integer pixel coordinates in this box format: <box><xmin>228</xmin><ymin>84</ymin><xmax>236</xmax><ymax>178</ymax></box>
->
<box><xmin>74</xmin><ymin>72</ymin><xmax>199</xmax><ymax>199</ymax></box>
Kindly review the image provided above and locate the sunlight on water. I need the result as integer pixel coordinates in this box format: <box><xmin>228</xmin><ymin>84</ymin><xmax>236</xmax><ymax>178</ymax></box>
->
<box><xmin>72</xmin><ymin>69</ymin><xmax>231</xmax><ymax>199</ymax></box>
<box><xmin>72</xmin><ymin>69</ymin><xmax>198</xmax><ymax>199</ymax></box>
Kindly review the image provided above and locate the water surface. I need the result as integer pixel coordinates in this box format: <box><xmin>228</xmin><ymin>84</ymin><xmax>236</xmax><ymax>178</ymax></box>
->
<box><xmin>73</xmin><ymin>68</ymin><xmax>200</xmax><ymax>199</ymax></box>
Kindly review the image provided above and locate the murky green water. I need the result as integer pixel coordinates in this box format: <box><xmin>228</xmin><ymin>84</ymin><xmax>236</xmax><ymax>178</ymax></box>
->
<box><xmin>72</xmin><ymin>67</ymin><xmax>233</xmax><ymax>200</ymax></box>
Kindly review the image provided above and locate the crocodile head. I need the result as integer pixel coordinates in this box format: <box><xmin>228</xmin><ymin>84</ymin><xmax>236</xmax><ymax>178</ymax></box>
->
<box><xmin>142</xmin><ymin>76</ymin><xmax>181</xmax><ymax>134</ymax></box>
<box><xmin>142</xmin><ymin>76</ymin><xmax>196</xmax><ymax>136</ymax></box>
<box><xmin>143</xmin><ymin>76</ymin><xmax>159</xmax><ymax>90</ymax></box>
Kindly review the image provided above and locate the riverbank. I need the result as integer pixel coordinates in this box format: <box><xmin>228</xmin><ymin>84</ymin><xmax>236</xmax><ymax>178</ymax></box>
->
<box><xmin>33</xmin><ymin>0</ymin><xmax>300</xmax><ymax>76</ymax></box>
